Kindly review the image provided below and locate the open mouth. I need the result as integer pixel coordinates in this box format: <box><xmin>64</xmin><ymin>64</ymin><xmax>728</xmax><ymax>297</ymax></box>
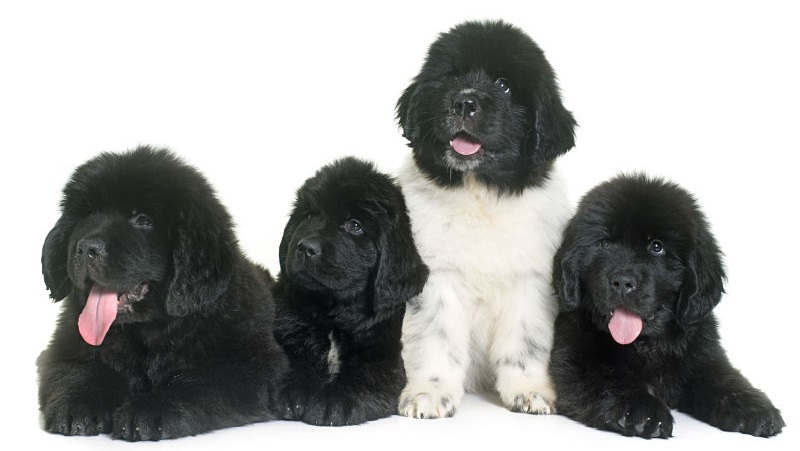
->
<box><xmin>607</xmin><ymin>307</ymin><xmax>642</xmax><ymax>345</ymax></box>
<box><xmin>607</xmin><ymin>307</ymin><xmax>657</xmax><ymax>345</ymax></box>
<box><xmin>449</xmin><ymin>132</ymin><xmax>483</xmax><ymax>156</ymax></box>
<box><xmin>77</xmin><ymin>282</ymin><xmax>149</xmax><ymax>346</ymax></box>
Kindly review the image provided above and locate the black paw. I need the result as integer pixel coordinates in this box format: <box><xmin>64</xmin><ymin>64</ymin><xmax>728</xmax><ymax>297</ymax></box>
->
<box><xmin>604</xmin><ymin>396</ymin><xmax>673</xmax><ymax>439</ymax></box>
<box><xmin>112</xmin><ymin>395</ymin><xmax>200</xmax><ymax>441</ymax></box>
<box><xmin>42</xmin><ymin>400</ymin><xmax>112</xmax><ymax>436</ymax></box>
<box><xmin>301</xmin><ymin>392</ymin><xmax>363</xmax><ymax>427</ymax></box>
<box><xmin>112</xmin><ymin>400</ymin><xmax>166</xmax><ymax>442</ymax></box>
<box><xmin>44</xmin><ymin>406</ymin><xmax>111</xmax><ymax>436</ymax></box>
<box><xmin>707</xmin><ymin>390</ymin><xmax>785</xmax><ymax>437</ymax></box>
<box><xmin>280</xmin><ymin>385</ymin><xmax>310</xmax><ymax>421</ymax></box>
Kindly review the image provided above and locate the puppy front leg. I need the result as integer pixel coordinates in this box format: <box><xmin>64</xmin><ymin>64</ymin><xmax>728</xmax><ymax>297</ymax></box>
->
<box><xmin>492</xmin><ymin>278</ymin><xmax>557</xmax><ymax>414</ymax></box>
<box><xmin>678</xmin><ymin>353</ymin><xmax>785</xmax><ymax>437</ymax></box>
<box><xmin>38</xmin><ymin>359</ymin><xmax>126</xmax><ymax>437</ymax></box>
<box><xmin>550</xmin><ymin>314</ymin><xmax>673</xmax><ymax>438</ymax></box>
<box><xmin>399</xmin><ymin>279</ymin><xmax>469</xmax><ymax>419</ymax></box>
<box><xmin>297</xmin><ymin>359</ymin><xmax>405</xmax><ymax>426</ymax></box>
<box><xmin>112</xmin><ymin>347</ymin><xmax>285</xmax><ymax>441</ymax></box>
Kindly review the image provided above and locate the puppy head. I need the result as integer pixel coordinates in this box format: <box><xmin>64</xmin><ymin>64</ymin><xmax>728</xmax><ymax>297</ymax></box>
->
<box><xmin>279</xmin><ymin>157</ymin><xmax>428</xmax><ymax>320</ymax></box>
<box><xmin>42</xmin><ymin>146</ymin><xmax>236</xmax><ymax>331</ymax></box>
<box><xmin>553</xmin><ymin>173</ymin><xmax>725</xmax><ymax>343</ymax></box>
<box><xmin>396</xmin><ymin>20</ymin><xmax>576</xmax><ymax>193</ymax></box>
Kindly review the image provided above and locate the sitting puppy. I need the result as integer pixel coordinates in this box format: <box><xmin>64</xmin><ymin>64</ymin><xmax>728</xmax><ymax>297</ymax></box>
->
<box><xmin>38</xmin><ymin>146</ymin><xmax>287</xmax><ymax>441</ymax></box>
<box><xmin>550</xmin><ymin>173</ymin><xmax>785</xmax><ymax>438</ymax></box>
<box><xmin>395</xmin><ymin>20</ymin><xmax>576</xmax><ymax>418</ymax></box>
<box><xmin>273</xmin><ymin>157</ymin><xmax>428</xmax><ymax>426</ymax></box>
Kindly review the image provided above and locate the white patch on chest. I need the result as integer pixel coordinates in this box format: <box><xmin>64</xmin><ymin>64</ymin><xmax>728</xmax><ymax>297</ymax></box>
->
<box><xmin>398</xmin><ymin>158</ymin><xmax>571</xmax><ymax>284</ymax></box>
<box><xmin>326</xmin><ymin>331</ymin><xmax>341</xmax><ymax>380</ymax></box>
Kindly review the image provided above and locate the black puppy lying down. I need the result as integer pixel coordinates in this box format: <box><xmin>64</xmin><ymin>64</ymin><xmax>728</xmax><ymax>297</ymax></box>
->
<box><xmin>38</xmin><ymin>147</ymin><xmax>287</xmax><ymax>441</ymax></box>
<box><xmin>273</xmin><ymin>157</ymin><xmax>428</xmax><ymax>426</ymax></box>
<box><xmin>550</xmin><ymin>173</ymin><xmax>784</xmax><ymax>438</ymax></box>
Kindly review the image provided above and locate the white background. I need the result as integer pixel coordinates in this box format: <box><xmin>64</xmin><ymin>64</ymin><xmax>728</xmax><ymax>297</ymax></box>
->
<box><xmin>1</xmin><ymin>0</ymin><xmax>796</xmax><ymax>449</ymax></box>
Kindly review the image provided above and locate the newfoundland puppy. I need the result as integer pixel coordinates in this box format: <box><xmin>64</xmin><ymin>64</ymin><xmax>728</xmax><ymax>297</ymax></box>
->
<box><xmin>273</xmin><ymin>157</ymin><xmax>428</xmax><ymax>426</ymax></box>
<box><xmin>38</xmin><ymin>146</ymin><xmax>287</xmax><ymax>441</ymax></box>
<box><xmin>550</xmin><ymin>173</ymin><xmax>785</xmax><ymax>438</ymax></box>
<box><xmin>395</xmin><ymin>20</ymin><xmax>577</xmax><ymax>418</ymax></box>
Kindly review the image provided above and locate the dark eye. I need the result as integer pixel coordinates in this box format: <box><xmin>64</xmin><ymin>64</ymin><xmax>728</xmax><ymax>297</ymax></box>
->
<box><xmin>131</xmin><ymin>213</ymin><xmax>153</xmax><ymax>229</ymax></box>
<box><xmin>343</xmin><ymin>219</ymin><xmax>364</xmax><ymax>236</ymax></box>
<box><xmin>648</xmin><ymin>239</ymin><xmax>665</xmax><ymax>255</ymax></box>
<box><xmin>599</xmin><ymin>238</ymin><xmax>610</xmax><ymax>249</ymax></box>
<box><xmin>495</xmin><ymin>77</ymin><xmax>511</xmax><ymax>94</ymax></box>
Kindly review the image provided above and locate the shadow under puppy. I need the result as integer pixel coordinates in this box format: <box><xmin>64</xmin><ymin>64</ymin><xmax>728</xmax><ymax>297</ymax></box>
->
<box><xmin>550</xmin><ymin>173</ymin><xmax>785</xmax><ymax>438</ymax></box>
<box><xmin>273</xmin><ymin>156</ymin><xmax>428</xmax><ymax>426</ymax></box>
<box><xmin>38</xmin><ymin>146</ymin><xmax>287</xmax><ymax>441</ymax></box>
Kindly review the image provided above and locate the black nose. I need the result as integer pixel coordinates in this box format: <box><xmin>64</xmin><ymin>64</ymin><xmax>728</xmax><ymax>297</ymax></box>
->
<box><xmin>76</xmin><ymin>237</ymin><xmax>106</xmax><ymax>260</ymax></box>
<box><xmin>610</xmin><ymin>272</ymin><xmax>637</xmax><ymax>295</ymax></box>
<box><xmin>296</xmin><ymin>238</ymin><xmax>321</xmax><ymax>259</ymax></box>
<box><xmin>452</xmin><ymin>93</ymin><xmax>479</xmax><ymax>118</ymax></box>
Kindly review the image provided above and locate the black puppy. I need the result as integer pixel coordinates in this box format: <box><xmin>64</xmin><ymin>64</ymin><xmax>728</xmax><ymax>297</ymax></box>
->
<box><xmin>273</xmin><ymin>157</ymin><xmax>428</xmax><ymax>426</ymax></box>
<box><xmin>38</xmin><ymin>146</ymin><xmax>287</xmax><ymax>441</ymax></box>
<box><xmin>550</xmin><ymin>173</ymin><xmax>784</xmax><ymax>438</ymax></box>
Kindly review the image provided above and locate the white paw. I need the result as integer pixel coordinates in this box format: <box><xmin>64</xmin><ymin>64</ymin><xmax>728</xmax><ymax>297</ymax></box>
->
<box><xmin>496</xmin><ymin>366</ymin><xmax>557</xmax><ymax>414</ymax></box>
<box><xmin>506</xmin><ymin>392</ymin><xmax>555</xmax><ymax>415</ymax></box>
<box><xmin>398</xmin><ymin>390</ymin><xmax>458</xmax><ymax>419</ymax></box>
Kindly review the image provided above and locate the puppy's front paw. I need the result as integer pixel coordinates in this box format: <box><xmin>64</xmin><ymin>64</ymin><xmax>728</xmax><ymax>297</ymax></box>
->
<box><xmin>112</xmin><ymin>399</ymin><xmax>166</xmax><ymax>441</ymax></box>
<box><xmin>301</xmin><ymin>393</ymin><xmax>361</xmax><ymax>427</ymax></box>
<box><xmin>508</xmin><ymin>392</ymin><xmax>555</xmax><ymax>415</ymax></box>
<box><xmin>495</xmin><ymin>362</ymin><xmax>557</xmax><ymax>414</ymax></box>
<box><xmin>112</xmin><ymin>395</ymin><xmax>200</xmax><ymax>441</ymax></box>
<box><xmin>280</xmin><ymin>386</ymin><xmax>310</xmax><ymax>421</ymax></box>
<box><xmin>398</xmin><ymin>389</ymin><xmax>457</xmax><ymax>419</ymax></box>
<box><xmin>605</xmin><ymin>396</ymin><xmax>673</xmax><ymax>439</ymax></box>
<box><xmin>42</xmin><ymin>399</ymin><xmax>112</xmax><ymax>436</ymax></box>
<box><xmin>708</xmin><ymin>390</ymin><xmax>785</xmax><ymax>437</ymax></box>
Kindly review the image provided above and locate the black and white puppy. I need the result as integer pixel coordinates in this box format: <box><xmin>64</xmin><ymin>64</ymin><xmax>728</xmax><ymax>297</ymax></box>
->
<box><xmin>550</xmin><ymin>173</ymin><xmax>785</xmax><ymax>438</ymax></box>
<box><xmin>273</xmin><ymin>157</ymin><xmax>428</xmax><ymax>426</ymax></box>
<box><xmin>395</xmin><ymin>20</ymin><xmax>577</xmax><ymax>418</ymax></box>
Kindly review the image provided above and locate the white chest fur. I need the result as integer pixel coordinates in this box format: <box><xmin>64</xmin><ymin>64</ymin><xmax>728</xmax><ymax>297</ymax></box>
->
<box><xmin>398</xmin><ymin>158</ymin><xmax>571</xmax><ymax>286</ymax></box>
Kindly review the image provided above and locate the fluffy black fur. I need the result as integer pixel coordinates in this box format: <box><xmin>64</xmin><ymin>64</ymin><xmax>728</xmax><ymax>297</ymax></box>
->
<box><xmin>396</xmin><ymin>19</ymin><xmax>576</xmax><ymax>194</ymax></box>
<box><xmin>38</xmin><ymin>146</ymin><xmax>287</xmax><ymax>441</ymax></box>
<box><xmin>550</xmin><ymin>173</ymin><xmax>785</xmax><ymax>438</ymax></box>
<box><xmin>273</xmin><ymin>157</ymin><xmax>428</xmax><ymax>426</ymax></box>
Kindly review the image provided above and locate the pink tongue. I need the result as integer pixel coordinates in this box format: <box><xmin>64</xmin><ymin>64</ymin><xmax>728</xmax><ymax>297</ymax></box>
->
<box><xmin>78</xmin><ymin>284</ymin><xmax>119</xmax><ymax>346</ymax></box>
<box><xmin>608</xmin><ymin>307</ymin><xmax>642</xmax><ymax>345</ymax></box>
<box><xmin>450</xmin><ymin>136</ymin><xmax>482</xmax><ymax>155</ymax></box>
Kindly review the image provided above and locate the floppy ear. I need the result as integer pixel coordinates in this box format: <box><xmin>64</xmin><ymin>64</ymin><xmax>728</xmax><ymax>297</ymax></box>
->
<box><xmin>675</xmin><ymin>235</ymin><xmax>726</xmax><ymax>329</ymax></box>
<box><xmin>396</xmin><ymin>82</ymin><xmax>420</xmax><ymax>145</ymax></box>
<box><xmin>552</xmin><ymin>233</ymin><xmax>583</xmax><ymax>312</ymax></box>
<box><xmin>278</xmin><ymin>212</ymin><xmax>302</xmax><ymax>276</ymax></box>
<box><xmin>41</xmin><ymin>216</ymin><xmax>73</xmax><ymax>301</ymax></box>
<box><xmin>529</xmin><ymin>88</ymin><xmax>577</xmax><ymax>163</ymax></box>
<box><xmin>372</xmin><ymin>206</ymin><xmax>429</xmax><ymax>318</ymax></box>
<box><xmin>167</xmin><ymin>208</ymin><xmax>236</xmax><ymax>317</ymax></box>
